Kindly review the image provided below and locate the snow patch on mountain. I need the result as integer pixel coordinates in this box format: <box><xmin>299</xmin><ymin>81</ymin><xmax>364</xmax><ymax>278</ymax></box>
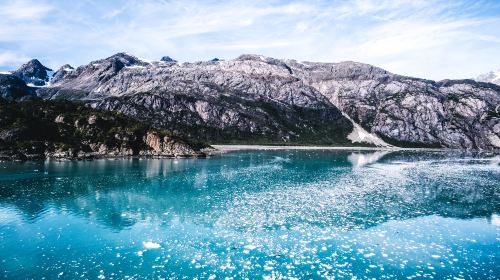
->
<box><xmin>343</xmin><ymin>113</ymin><xmax>392</xmax><ymax>147</ymax></box>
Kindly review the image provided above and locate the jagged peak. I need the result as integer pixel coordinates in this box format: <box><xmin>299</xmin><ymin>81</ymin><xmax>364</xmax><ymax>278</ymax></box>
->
<box><xmin>107</xmin><ymin>52</ymin><xmax>139</xmax><ymax>62</ymax></box>
<box><xmin>12</xmin><ymin>58</ymin><xmax>53</xmax><ymax>86</ymax></box>
<box><xmin>57</xmin><ymin>64</ymin><xmax>74</xmax><ymax>72</ymax></box>
<box><xmin>235</xmin><ymin>54</ymin><xmax>271</xmax><ymax>62</ymax></box>
<box><xmin>16</xmin><ymin>59</ymin><xmax>53</xmax><ymax>72</ymax></box>
<box><xmin>107</xmin><ymin>52</ymin><xmax>134</xmax><ymax>59</ymax></box>
<box><xmin>160</xmin><ymin>56</ymin><xmax>177</xmax><ymax>63</ymax></box>
<box><xmin>85</xmin><ymin>52</ymin><xmax>153</xmax><ymax>71</ymax></box>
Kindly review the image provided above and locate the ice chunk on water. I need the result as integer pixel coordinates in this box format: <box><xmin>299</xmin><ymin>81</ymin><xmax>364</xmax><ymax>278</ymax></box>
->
<box><xmin>143</xmin><ymin>241</ymin><xmax>161</xmax><ymax>249</ymax></box>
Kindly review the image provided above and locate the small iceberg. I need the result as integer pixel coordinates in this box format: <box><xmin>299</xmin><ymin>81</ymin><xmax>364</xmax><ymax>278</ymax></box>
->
<box><xmin>142</xmin><ymin>241</ymin><xmax>161</xmax><ymax>249</ymax></box>
<box><xmin>244</xmin><ymin>244</ymin><xmax>257</xmax><ymax>250</ymax></box>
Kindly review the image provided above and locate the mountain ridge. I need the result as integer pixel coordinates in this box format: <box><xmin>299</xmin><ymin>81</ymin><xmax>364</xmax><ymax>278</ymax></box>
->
<box><xmin>3</xmin><ymin>53</ymin><xmax>500</xmax><ymax>150</ymax></box>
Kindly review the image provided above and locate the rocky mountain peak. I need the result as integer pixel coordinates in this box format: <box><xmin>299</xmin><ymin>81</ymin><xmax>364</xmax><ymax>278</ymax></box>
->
<box><xmin>51</xmin><ymin>64</ymin><xmax>75</xmax><ymax>84</ymax></box>
<box><xmin>59</xmin><ymin>64</ymin><xmax>74</xmax><ymax>71</ymax></box>
<box><xmin>235</xmin><ymin>54</ymin><xmax>293</xmax><ymax>74</ymax></box>
<box><xmin>160</xmin><ymin>56</ymin><xmax>177</xmax><ymax>63</ymax></box>
<box><xmin>235</xmin><ymin>54</ymin><xmax>268</xmax><ymax>62</ymax></box>
<box><xmin>13</xmin><ymin>59</ymin><xmax>53</xmax><ymax>86</ymax></box>
<box><xmin>326</xmin><ymin>61</ymin><xmax>392</xmax><ymax>79</ymax></box>
<box><xmin>104</xmin><ymin>52</ymin><xmax>144</xmax><ymax>66</ymax></box>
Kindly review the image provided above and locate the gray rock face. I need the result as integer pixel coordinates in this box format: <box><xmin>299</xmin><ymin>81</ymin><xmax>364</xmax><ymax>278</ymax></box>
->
<box><xmin>51</xmin><ymin>64</ymin><xmax>74</xmax><ymax>84</ymax></box>
<box><xmin>13</xmin><ymin>59</ymin><xmax>53</xmax><ymax>86</ymax></box>
<box><xmin>27</xmin><ymin>53</ymin><xmax>500</xmax><ymax>149</ymax></box>
<box><xmin>288</xmin><ymin>61</ymin><xmax>500</xmax><ymax>149</ymax></box>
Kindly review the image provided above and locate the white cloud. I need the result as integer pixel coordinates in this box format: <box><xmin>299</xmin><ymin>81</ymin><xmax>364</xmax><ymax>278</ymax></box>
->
<box><xmin>0</xmin><ymin>0</ymin><xmax>499</xmax><ymax>80</ymax></box>
<box><xmin>0</xmin><ymin>51</ymin><xmax>30</xmax><ymax>66</ymax></box>
<box><xmin>0</xmin><ymin>0</ymin><xmax>52</xmax><ymax>21</ymax></box>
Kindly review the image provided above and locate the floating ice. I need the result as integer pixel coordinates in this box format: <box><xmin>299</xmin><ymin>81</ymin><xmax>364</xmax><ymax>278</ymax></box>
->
<box><xmin>143</xmin><ymin>241</ymin><xmax>161</xmax><ymax>249</ymax></box>
<box><xmin>0</xmin><ymin>150</ymin><xmax>498</xmax><ymax>279</ymax></box>
<box><xmin>243</xmin><ymin>245</ymin><xmax>257</xmax><ymax>250</ymax></box>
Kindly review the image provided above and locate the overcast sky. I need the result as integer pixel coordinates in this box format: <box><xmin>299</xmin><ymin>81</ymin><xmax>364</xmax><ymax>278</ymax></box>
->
<box><xmin>1</xmin><ymin>0</ymin><xmax>499</xmax><ymax>80</ymax></box>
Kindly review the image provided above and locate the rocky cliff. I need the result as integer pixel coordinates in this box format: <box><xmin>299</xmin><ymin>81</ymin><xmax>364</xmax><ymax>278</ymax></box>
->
<box><xmin>287</xmin><ymin>60</ymin><xmax>500</xmax><ymax>149</ymax></box>
<box><xmin>4</xmin><ymin>53</ymin><xmax>500</xmax><ymax>149</ymax></box>
<box><xmin>0</xmin><ymin>100</ymin><xmax>208</xmax><ymax>160</ymax></box>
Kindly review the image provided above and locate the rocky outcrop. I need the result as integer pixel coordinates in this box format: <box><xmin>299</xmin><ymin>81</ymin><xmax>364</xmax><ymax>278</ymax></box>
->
<box><xmin>12</xmin><ymin>59</ymin><xmax>53</xmax><ymax>86</ymax></box>
<box><xmin>0</xmin><ymin>100</ymin><xmax>207</xmax><ymax>161</ymax></box>
<box><xmin>3</xmin><ymin>53</ymin><xmax>499</xmax><ymax>149</ymax></box>
<box><xmin>142</xmin><ymin>132</ymin><xmax>201</xmax><ymax>157</ymax></box>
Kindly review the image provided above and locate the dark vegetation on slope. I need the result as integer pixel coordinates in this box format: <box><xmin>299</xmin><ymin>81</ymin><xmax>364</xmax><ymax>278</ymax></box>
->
<box><xmin>0</xmin><ymin>99</ymin><xmax>208</xmax><ymax>160</ymax></box>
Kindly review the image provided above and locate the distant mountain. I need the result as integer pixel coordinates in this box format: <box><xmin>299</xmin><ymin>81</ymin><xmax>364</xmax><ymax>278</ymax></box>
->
<box><xmin>51</xmin><ymin>64</ymin><xmax>74</xmax><ymax>84</ymax></box>
<box><xmin>477</xmin><ymin>69</ymin><xmax>500</xmax><ymax>86</ymax></box>
<box><xmin>160</xmin><ymin>56</ymin><xmax>177</xmax><ymax>63</ymax></box>
<box><xmin>12</xmin><ymin>59</ymin><xmax>53</xmax><ymax>86</ymax></box>
<box><xmin>2</xmin><ymin>53</ymin><xmax>499</xmax><ymax>150</ymax></box>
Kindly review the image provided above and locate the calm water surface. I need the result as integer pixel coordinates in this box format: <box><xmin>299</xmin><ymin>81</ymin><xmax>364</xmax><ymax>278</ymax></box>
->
<box><xmin>0</xmin><ymin>150</ymin><xmax>499</xmax><ymax>279</ymax></box>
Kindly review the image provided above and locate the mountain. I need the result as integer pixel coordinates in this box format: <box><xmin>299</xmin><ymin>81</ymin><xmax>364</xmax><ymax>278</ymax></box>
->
<box><xmin>287</xmin><ymin>60</ymin><xmax>500</xmax><ymax>149</ymax></box>
<box><xmin>477</xmin><ymin>69</ymin><xmax>500</xmax><ymax>86</ymax></box>
<box><xmin>2</xmin><ymin>53</ymin><xmax>499</xmax><ymax>150</ymax></box>
<box><xmin>37</xmin><ymin>53</ymin><xmax>354</xmax><ymax>145</ymax></box>
<box><xmin>0</xmin><ymin>99</ymin><xmax>208</xmax><ymax>160</ymax></box>
<box><xmin>160</xmin><ymin>56</ymin><xmax>177</xmax><ymax>63</ymax></box>
<box><xmin>12</xmin><ymin>59</ymin><xmax>54</xmax><ymax>86</ymax></box>
<box><xmin>51</xmin><ymin>64</ymin><xmax>75</xmax><ymax>84</ymax></box>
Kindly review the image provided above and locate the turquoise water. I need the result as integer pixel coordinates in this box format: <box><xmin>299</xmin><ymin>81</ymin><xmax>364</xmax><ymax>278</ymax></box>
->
<box><xmin>0</xmin><ymin>150</ymin><xmax>498</xmax><ymax>279</ymax></box>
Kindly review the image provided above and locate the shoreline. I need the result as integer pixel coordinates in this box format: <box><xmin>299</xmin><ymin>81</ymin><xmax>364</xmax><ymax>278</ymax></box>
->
<box><xmin>2</xmin><ymin>145</ymin><xmax>498</xmax><ymax>162</ymax></box>
<box><xmin>210</xmin><ymin>144</ymin><xmax>450</xmax><ymax>152</ymax></box>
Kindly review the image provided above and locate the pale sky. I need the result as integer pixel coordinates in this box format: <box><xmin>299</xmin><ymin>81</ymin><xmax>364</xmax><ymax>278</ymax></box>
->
<box><xmin>1</xmin><ymin>0</ymin><xmax>500</xmax><ymax>80</ymax></box>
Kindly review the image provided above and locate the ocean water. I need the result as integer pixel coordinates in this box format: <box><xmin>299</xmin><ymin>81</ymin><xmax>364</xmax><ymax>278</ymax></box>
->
<box><xmin>0</xmin><ymin>150</ymin><xmax>498</xmax><ymax>279</ymax></box>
